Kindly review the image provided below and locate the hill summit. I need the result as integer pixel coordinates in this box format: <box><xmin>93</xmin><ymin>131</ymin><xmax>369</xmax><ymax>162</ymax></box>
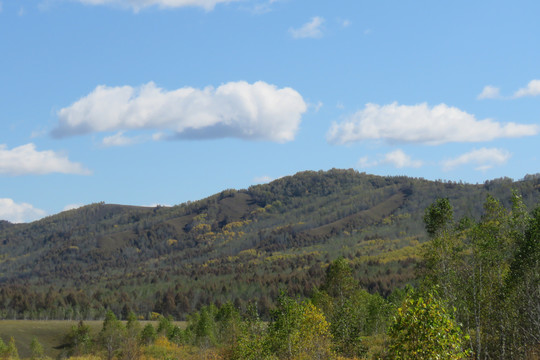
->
<box><xmin>1</xmin><ymin>169</ymin><xmax>539</xmax><ymax>319</ymax></box>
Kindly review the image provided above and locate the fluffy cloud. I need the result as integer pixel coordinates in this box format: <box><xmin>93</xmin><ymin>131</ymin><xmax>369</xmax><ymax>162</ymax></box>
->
<box><xmin>54</xmin><ymin>81</ymin><xmax>307</xmax><ymax>143</ymax></box>
<box><xmin>513</xmin><ymin>79</ymin><xmax>540</xmax><ymax>98</ymax></box>
<box><xmin>76</xmin><ymin>0</ymin><xmax>238</xmax><ymax>11</ymax></box>
<box><xmin>0</xmin><ymin>143</ymin><xmax>91</xmax><ymax>176</ymax></box>
<box><xmin>327</xmin><ymin>102</ymin><xmax>539</xmax><ymax>145</ymax></box>
<box><xmin>253</xmin><ymin>175</ymin><xmax>273</xmax><ymax>184</ymax></box>
<box><xmin>357</xmin><ymin>149</ymin><xmax>422</xmax><ymax>169</ymax></box>
<box><xmin>442</xmin><ymin>148</ymin><xmax>511</xmax><ymax>171</ymax></box>
<box><xmin>289</xmin><ymin>17</ymin><xmax>325</xmax><ymax>39</ymax></box>
<box><xmin>102</xmin><ymin>132</ymin><xmax>140</xmax><ymax>147</ymax></box>
<box><xmin>63</xmin><ymin>204</ymin><xmax>84</xmax><ymax>211</ymax></box>
<box><xmin>382</xmin><ymin>149</ymin><xmax>423</xmax><ymax>168</ymax></box>
<box><xmin>477</xmin><ymin>85</ymin><xmax>501</xmax><ymax>100</ymax></box>
<box><xmin>0</xmin><ymin>198</ymin><xmax>47</xmax><ymax>223</ymax></box>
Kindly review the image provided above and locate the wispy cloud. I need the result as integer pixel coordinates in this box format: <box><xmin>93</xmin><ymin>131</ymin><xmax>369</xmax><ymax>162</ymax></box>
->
<box><xmin>513</xmin><ymin>79</ymin><xmax>540</xmax><ymax>98</ymax></box>
<box><xmin>63</xmin><ymin>203</ymin><xmax>84</xmax><ymax>211</ymax></box>
<box><xmin>253</xmin><ymin>175</ymin><xmax>273</xmax><ymax>184</ymax></box>
<box><xmin>477</xmin><ymin>85</ymin><xmax>501</xmax><ymax>100</ymax></box>
<box><xmin>54</xmin><ymin>81</ymin><xmax>307</xmax><ymax>143</ymax></box>
<box><xmin>74</xmin><ymin>0</ymin><xmax>239</xmax><ymax>12</ymax></box>
<box><xmin>0</xmin><ymin>143</ymin><xmax>91</xmax><ymax>176</ymax></box>
<box><xmin>382</xmin><ymin>149</ymin><xmax>423</xmax><ymax>168</ymax></box>
<box><xmin>442</xmin><ymin>148</ymin><xmax>511</xmax><ymax>171</ymax></box>
<box><xmin>289</xmin><ymin>16</ymin><xmax>325</xmax><ymax>39</ymax></box>
<box><xmin>327</xmin><ymin>102</ymin><xmax>539</xmax><ymax>145</ymax></box>
<box><xmin>357</xmin><ymin>149</ymin><xmax>422</xmax><ymax>169</ymax></box>
<box><xmin>102</xmin><ymin>132</ymin><xmax>141</xmax><ymax>147</ymax></box>
<box><xmin>0</xmin><ymin>198</ymin><xmax>47</xmax><ymax>223</ymax></box>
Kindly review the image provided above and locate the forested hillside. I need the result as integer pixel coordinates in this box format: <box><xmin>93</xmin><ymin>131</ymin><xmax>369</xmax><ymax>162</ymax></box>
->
<box><xmin>1</xmin><ymin>169</ymin><xmax>539</xmax><ymax>321</ymax></box>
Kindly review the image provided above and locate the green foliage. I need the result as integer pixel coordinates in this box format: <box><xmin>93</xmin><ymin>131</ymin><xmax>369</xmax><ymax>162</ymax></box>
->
<box><xmin>313</xmin><ymin>258</ymin><xmax>392</xmax><ymax>358</ymax></box>
<box><xmin>230</xmin><ymin>304</ymin><xmax>273</xmax><ymax>360</ymax></box>
<box><xmin>98</xmin><ymin>311</ymin><xmax>125</xmax><ymax>360</ymax></box>
<box><xmin>63</xmin><ymin>320</ymin><xmax>93</xmax><ymax>356</ymax></box>
<box><xmin>140</xmin><ymin>324</ymin><xmax>157</xmax><ymax>346</ymax></box>
<box><xmin>268</xmin><ymin>293</ymin><xmax>333</xmax><ymax>360</ymax></box>
<box><xmin>387</xmin><ymin>289</ymin><xmax>469</xmax><ymax>360</ymax></box>
<box><xmin>0</xmin><ymin>338</ymin><xmax>7</xmax><ymax>359</ymax></box>
<box><xmin>29</xmin><ymin>337</ymin><xmax>44</xmax><ymax>360</ymax></box>
<box><xmin>2</xmin><ymin>171</ymin><xmax>540</xmax><ymax>321</ymax></box>
<box><xmin>7</xmin><ymin>337</ymin><xmax>18</xmax><ymax>360</ymax></box>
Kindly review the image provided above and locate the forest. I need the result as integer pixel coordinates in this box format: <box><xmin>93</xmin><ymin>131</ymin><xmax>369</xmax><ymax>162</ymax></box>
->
<box><xmin>1</xmin><ymin>193</ymin><xmax>539</xmax><ymax>359</ymax></box>
<box><xmin>0</xmin><ymin>170</ymin><xmax>539</xmax><ymax>358</ymax></box>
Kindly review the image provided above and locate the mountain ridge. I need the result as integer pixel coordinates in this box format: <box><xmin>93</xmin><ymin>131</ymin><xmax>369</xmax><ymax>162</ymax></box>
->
<box><xmin>1</xmin><ymin>169</ymin><xmax>539</xmax><ymax>319</ymax></box>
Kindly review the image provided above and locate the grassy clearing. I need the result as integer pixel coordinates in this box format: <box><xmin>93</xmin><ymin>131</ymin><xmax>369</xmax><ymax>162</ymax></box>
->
<box><xmin>0</xmin><ymin>320</ymin><xmax>102</xmax><ymax>358</ymax></box>
<box><xmin>0</xmin><ymin>320</ymin><xmax>186</xmax><ymax>358</ymax></box>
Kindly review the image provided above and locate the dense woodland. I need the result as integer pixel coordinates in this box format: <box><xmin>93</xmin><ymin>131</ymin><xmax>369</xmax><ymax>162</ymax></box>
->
<box><xmin>0</xmin><ymin>169</ymin><xmax>539</xmax><ymax>323</ymax></box>
<box><xmin>1</xmin><ymin>191</ymin><xmax>538</xmax><ymax>359</ymax></box>
<box><xmin>0</xmin><ymin>169</ymin><xmax>539</xmax><ymax>358</ymax></box>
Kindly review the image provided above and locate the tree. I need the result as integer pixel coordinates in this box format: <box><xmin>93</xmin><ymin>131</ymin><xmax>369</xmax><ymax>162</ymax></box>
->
<box><xmin>387</xmin><ymin>289</ymin><xmax>469</xmax><ymax>360</ymax></box>
<box><xmin>7</xmin><ymin>337</ymin><xmax>18</xmax><ymax>360</ymax></box>
<box><xmin>230</xmin><ymin>303</ymin><xmax>273</xmax><ymax>360</ymax></box>
<box><xmin>63</xmin><ymin>320</ymin><xmax>92</xmax><ymax>356</ymax></box>
<box><xmin>268</xmin><ymin>293</ymin><xmax>333</xmax><ymax>360</ymax></box>
<box><xmin>98</xmin><ymin>310</ymin><xmax>126</xmax><ymax>360</ymax></box>
<box><xmin>122</xmin><ymin>312</ymin><xmax>142</xmax><ymax>360</ymax></box>
<box><xmin>30</xmin><ymin>337</ymin><xmax>44</xmax><ymax>360</ymax></box>
<box><xmin>140</xmin><ymin>323</ymin><xmax>157</xmax><ymax>346</ymax></box>
<box><xmin>0</xmin><ymin>338</ymin><xmax>8</xmax><ymax>360</ymax></box>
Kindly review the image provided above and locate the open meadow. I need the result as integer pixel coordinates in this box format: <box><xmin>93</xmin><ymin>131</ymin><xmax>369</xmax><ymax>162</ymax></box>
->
<box><xmin>0</xmin><ymin>320</ymin><xmax>186</xmax><ymax>358</ymax></box>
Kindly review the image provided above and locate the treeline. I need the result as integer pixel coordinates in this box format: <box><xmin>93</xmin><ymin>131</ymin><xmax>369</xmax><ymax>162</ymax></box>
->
<box><xmin>54</xmin><ymin>257</ymin><xmax>402</xmax><ymax>360</ymax></box>
<box><xmin>1</xmin><ymin>170</ymin><xmax>540</xmax><ymax>327</ymax></box>
<box><xmin>51</xmin><ymin>194</ymin><xmax>538</xmax><ymax>360</ymax></box>
<box><xmin>420</xmin><ymin>194</ymin><xmax>540</xmax><ymax>359</ymax></box>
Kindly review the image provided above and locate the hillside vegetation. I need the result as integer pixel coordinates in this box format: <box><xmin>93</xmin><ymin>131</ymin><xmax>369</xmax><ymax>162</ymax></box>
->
<box><xmin>1</xmin><ymin>169</ymin><xmax>540</xmax><ymax>320</ymax></box>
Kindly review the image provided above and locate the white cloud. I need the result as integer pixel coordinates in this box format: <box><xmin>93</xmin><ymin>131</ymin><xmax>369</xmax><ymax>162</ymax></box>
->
<box><xmin>0</xmin><ymin>143</ymin><xmax>91</xmax><ymax>176</ymax></box>
<box><xmin>311</xmin><ymin>101</ymin><xmax>323</xmax><ymax>112</ymax></box>
<box><xmin>357</xmin><ymin>156</ymin><xmax>377</xmax><ymax>168</ymax></box>
<box><xmin>357</xmin><ymin>149</ymin><xmax>422</xmax><ymax>169</ymax></box>
<box><xmin>0</xmin><ymin>198</ymin><xmax>47</xmax><ymax>223</ymax></box>
<box><xmin>513</xmin><ymin>79</ymin><xmax>540</xmax><ymax>98</ymax></box>
<box><xmin>63</xmin><ymin>203</ymin><xmax>84</xmax><ymax>211</ymax></box>
<box><xmin>289</xmin><ymin>17</ymin><xmax>325</xmax><ymax>39</ymax></box>
<box><xmin>102</xmin><ymin>132</ymin><xmax>140</xmax><ymax>147</ymax></box>
<box><xmin>0</xmin><ymin>2</ymin><xmax>3</xmax><ymax>13</ymax></box>
<box><xmin>382</xmin><ymin>149</ymin><xmax>423</xmax><ymax>168</ymax></box>
<box><xmin>327</xmin><ymin>102</ymin><xmax>539</xmax><ymax>145</ymax></box>
<box><xmin>442</xmin><ymin>148</ymin><xmax>511</xmax><ymax>171</ymax></box>
<box><xmin>253</xmin><ymin>175</ymin><xmax>273</xmax><ymax>184</ymax></box>
<box><xmin>75</xmin><ymin>0</ymin><xmax>239</xmax><ymax>11</ymax></box>
<box><xmin>54</xmin><ymin>81</ymin><xmax>307</xmax><ymax>143</ymax></box>
<box><xmin>340</xmin><ymin>19</ymin><xmax>351</xmax><ymax>27</ymax></box>
<box><xmin>477</xmin><ymin>85</ymin><xmax>501</xmax><ymax>100</ymax></box>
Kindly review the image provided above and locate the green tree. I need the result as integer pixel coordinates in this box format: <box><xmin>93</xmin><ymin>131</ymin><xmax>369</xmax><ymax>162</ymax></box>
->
<box><xmin>230</xmin><ymin>303</ymin><xmax>273</xmax><ymax>360</ymax></box>
<box><xmin>63</xmin><ymin>320</ymin><xmax>92</xmax><ymax>356</ymax></box>
<box><xmin>140</xmin><ymin>323</ymin><xmax>157</xmax><ymax>346</ymax></box>
<box><xmin>268</xmin><ymin>293</ymin><xmax>333</xmax><ymax>360</ymax></box>
<box><xmin>387</xmin><ymin>290</ymin><xmax>469</xmax><ymax>360</ymax></box>
<box><xmin>7</xmin><ymin>337</ymin><xmax>18</xmax><ymax>360</ymax></box>
<box><xmin>29</xmin><ymin>337</ymin><xmax>44</xmax><ymax>360</ymax></box>
<box><xmin>98</xmin><ymin>310</ymin><xmax>126</xmax><ymax>360</ymax></box>
<box><xmin>121</xmin><ymin>312</ymin><xmax>142</xmax><ymax>360</ymax></box>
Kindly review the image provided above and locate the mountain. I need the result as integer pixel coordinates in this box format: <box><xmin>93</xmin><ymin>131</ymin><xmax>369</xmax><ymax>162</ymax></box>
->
<box><xmin>1</xmin><ymin>169</ymin><xmax>540</xmax><ymax>320</ymax></box>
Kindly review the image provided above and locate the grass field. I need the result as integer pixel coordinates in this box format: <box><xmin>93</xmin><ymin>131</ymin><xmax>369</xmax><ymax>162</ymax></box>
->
<box><xmin>0</xmin><ymin>320</ymin><xmax>103</xmax><ymax>358</ymax></box>
<box><xmin>0</xmin><ymin>320</ymin><xmax>186</xmax><ymax>358</ymax></box>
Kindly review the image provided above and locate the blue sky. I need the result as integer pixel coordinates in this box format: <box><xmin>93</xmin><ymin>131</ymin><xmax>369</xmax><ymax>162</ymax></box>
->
<box><xmin>1</xmin><ymin>0</ymin><xmax>540</xmax><ymax>222</ymax></box>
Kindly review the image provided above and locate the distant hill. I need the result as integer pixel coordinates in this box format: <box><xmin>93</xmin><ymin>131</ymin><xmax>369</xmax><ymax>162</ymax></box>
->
<box><xmin>1</xmin><ymin>169</ymin><xmax>539</xmax><ymax>320</ymax></box>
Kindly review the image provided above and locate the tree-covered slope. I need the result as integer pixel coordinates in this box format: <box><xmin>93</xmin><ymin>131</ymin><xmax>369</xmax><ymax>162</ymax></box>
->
<box><xmin>1</xmin><ymin>169</ymin><xmax>539</xmax><ymax>320</ymax></box>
